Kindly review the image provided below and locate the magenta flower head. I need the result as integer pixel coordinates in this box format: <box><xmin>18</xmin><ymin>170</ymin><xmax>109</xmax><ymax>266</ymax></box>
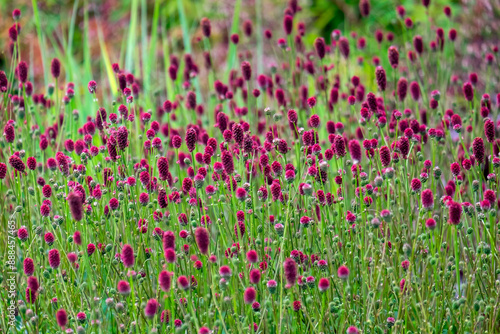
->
<box><xmin>244</xmin><ymin>287</ymin><xmax>256</xmax><ymax>304</ymax></box>
<box><xmin>283</xmin><ymin>258</ymin><xmax>298</xmax><ymax>286</ymax></box>
<box><xmin>3</xmin><ymin>123</ymin><xmax>15</xmax><ymax>143</ymax></box>
<box><xmin>9</xmin><ymin>154</ymin><xmax>25</xmax><ymax>173</ymax></box>
<box><xmin>67</xmin><ymin>191</ymin><xmax>83</xmax><ymax>221</ymax></box>
<box><xmin>200</xmin><ymin>17</ymin><xmax>211</xmax><ymax>38</ymax></box>
<box><xmin>246</xmin><ymin>250</ymin><xmax>258</xmax><ymax>263</ymax></box>
<box><xmin>219</xmin><ymin>265</ymin><xmax>232</xmax><ymax>278</ymax></box>
<box><xmin>448</xmin><ymin>201</ymin><xmax>462</xmax><ymax>225</ymax></box>
<box><xmin>339</xmin><ymin>37</ymin><xmax>350</xmax><ymax>58</ymax></box>
<box><xmin>194</xmin><ymin>227</ymin><xmax>210</xmax><ymax>254</ymax></box>
<box><xmin>117</xmin><ymin>280</ymin><xmax>131</xmax><ymax>295</ymax></box>
<box><xmin>24</xmin><ymin>258</ymin><xmax>35</xmax><ymax>276</ymax></box>
<box><xmin>484</xmin><ymin>119</ymin><xmax>495</xmax><ymax>143</ymax></box>
<box><xmin>348</xmin><ymin>139</ymin><xmax>362</xmax><ymax>163</ymax></box>
<box><xmin>221</xmin><ymin>150</ymin><xmax>234</xmax><ymax>174</ymax></box>
<box><xmin>13</xmin><ymin>8</ymin><xmax>21</xmax><ymax>20</ymax></box>
<box><xmin>177</xmin><ymin>275</ymin><xmax>190</xmax><ymax>290</ymax></box>
<box><xmin>241</xmin><ymin>61</ymin><xmax>252</xmax><ymax>81</ymax></box>
<box><xmin>388</xmin><ymin>46</ymin><xmax>399</xmax><ymax>68</ymax></box>
<box><xmin>163</xmin><ymin>230</ymin><xmax>176</xmax><ymax>250</ymax></box>
<box><xmin>0</xmin><ymin>163</ymin><xmax>7</xmax><ymax>179</ymax></box>
<box><xmin>397</xmin><ymin>77</ymin><xmax>408</xmax><ymax>101</ymax></box>
<box><xmin>337</xmin><ymin>265</ymin><xmax>350</xmax><ymax>280</ymax></box>
<box><xmin>144</xmin><ymin>298</ymin><xmax>159</xmax><ymax>318</ymax></box>
<box><xmin>88</xmin><ymin>80</ymin><xmax>97</xmax><ymax>94</ymax></box>
<box><xmin>425</xmin><ymin>218</ymin><xmax>437</xmax><ymax>230</ymax></box>
<box><xmin>121</xmin><ymin>244</ymin><xmax>135</xmax><ymax>268</ymax></box>
<box><xmin>51</xmin><ymin>58</ymin><xmax>61</xmax><ymax>79</ymax></box>
<box><xmin>462</xmin><ymin>82</ymin><xmax>474</xmax><ymax>101</ymax></box>
<box><xmin>334</xmin><ymin>135</ymin><xmax>346</xmax><ymax>157</ymax></box>
<box><xmin>314</xmin><ymin>37</ymin><xmax>326</xmax><ymax>59</ymax></box>
<box><xmin>17</xmin><ymin>61</ymin><xmax>28</xmax><ymax>83</ymax></box>
<box><xmin>158</xmin><ymin>271</ymin><xmax>172</xmax><ymax>292</ymax></box>
<box><xmin>318</xmin><ymin>277</ymin><xmax>330</xmax><ymax>292</ymax></box>
<box><xmin>56</xmin><ymin>309</ymin><xmax>68</xmax><ymax>328</ymax></box>
<box><xmin>472</xmin><ymin>137</ymin><xmax>484</xmax><ymax>164</ymax></box>
<box><xmin>359</xmin><ymin>0</ymin><xmax>370</xmax><ymax>17</ymax></box>
<box><xmin>375</xmin><ymin>66</ymin><xmax>386</xmax><ymax>91</ymax></box>
<box><xmin>347</xmin><ymin>326</ymin><xmax>360</xmax><ymax>334</ymax></box>
<box><xmin>379</xmin><ymin>146</ymin><xmax>391</xmax><ymax>167</ymax></box>
<box><xmin>283</xmin><ymin>15</ymin><xmax>293</xmax><ymax>35</ymax></box>
<box><xmin>419</xmin><ymin>188</ymin><xmax>434</xmax><ymax>210</ymax></box>
<box><xmin>48</xmin><ymin>249</ymin><xmax>61</xmax><ymax>269</ymax></box>
<box><xmin>410</xmin><ymin>178</ymin><xmax>422</xmax><ymax>193</ymax></box>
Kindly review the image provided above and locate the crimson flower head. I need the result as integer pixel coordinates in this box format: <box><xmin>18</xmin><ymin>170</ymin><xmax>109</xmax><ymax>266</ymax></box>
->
<box><xmin>117</xmin><ymin>280</ymin><xmax>131</xmax><ymax>295</ymax></box>
<box><xmin>448</xmin><ymin>201</ymin><xmax>462</xmax><ymax>225</ymax></box>
<box><xmin>314</xmin><ymin>37</ymin><xmax>326</xmax><ymax>59</ymax></box>
<box><xmin>462</xmin><ymin>82</ymin><xmax>474</xmax><ymax>101</ymax></box>
<box><xmin>244</xmin><ymin>287</ymin><xmax>256</xmax><ymax>304</ymax></box>
<box><xmin>337</xmin><ymin>265</ymin><xmax>350</xmax><ymax>280</ymax></box>
<box><xmin>194</xmin><ymin>227</ymin><xmax>209</xmax><ymax>254</ymax></box>
<box><xmin>88</xmin><ymin>80</ymin><xmax>97</xmax><ymax>94</ymax></box>
<box><xmin>121</xmin><ymin>244</ymin><xmax>135</xmax><ymax>268</ymax></box>
<box><xmin>144</xmin><ymin>299</ymin><xmax>159</xmax><ymax>318</ymax></box>
<box><xmin>56</xmin><ymin>309</ymin><xmax>68</xmax><ymax>328</ymax></box>
<box><xmin>48</xmin><ymin>249</ymin><xmax>61</xmax><ymax>269</ymax></box>
<box><xmin>51</xmin><ymin>58</ymin><xmax>61</xmax><ymax>79</ymax></box>
<box><xmin>283</xmin><ymin>258</ymin><xmax>297</xmax><ymax>286</ymax></box>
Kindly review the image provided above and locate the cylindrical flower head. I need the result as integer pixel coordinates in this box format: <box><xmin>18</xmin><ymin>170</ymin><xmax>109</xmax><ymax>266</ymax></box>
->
<box><xmin>51</xmin><ymin>58</ymin><xmax>61</xmax><ymax>79</ymax></box>
<box><xmin>48</xmin><ymin>249</ymin><xmax>61</xmax><ymax>269</ymax></box>
<box><xmin>375</xmin><ymin>66</ymin><xmax>386</xmax><ymax>91</ymax></box>
<box><xmin>397</xmin><ymin>77</ymin><xmax>408</xmax><ymax>101</ymax></box>
<box><xmin>283</xmin><ymin>15</ymin><xmax>293</xmax><ymax>35</ymax></box>
<box><xmin>221</xmin><ymin>150</ymin><xmax>234</xmax><ymax>174</ymax></box>
<box><xmin>410</xmin><ymin>81</ymin><xmax>420</xmax><ymax>101</ymax></box>
<box><xmin>158</xmin><ymin>271</ymin><xmax>172</xmax><ymax>292</ymax></box>
<box><xmin>9</xmin><ymin>155</ymin><xmax>25</xmax><ymax>173</ymax></box>
<box><xmin>163</xmin><ymin>230</ymin><xmax>176</xmax><ymax>250</ymax></box>
<box><xmin>359</xmin><ymin>0</ymin><xmax>370</xmax><ymax>17</ymax></box>
<box><xmin>413</xmin><ymin>36</ymin><xmax>424</xmax><ymax>54</ymax></box>
<box><xmin>194</xmin><ymin>227</ymin><xmax>210</xmax><ymax>254</ymax></box>
<box><xmin>244</xmin><ymin>287</ymin><xmax>256</xmax><ymax>304</ymax></box>
<box><xmin>283</xmin><ymin>258</ymin><xmax>297</xmax><ymax>286</ymax></box>
<box><xmin>348</xmin><ymin>140</ymin><xmax>361</xmax><ymax>163</ymax></box>
<box><xmin>56</xmin><ymin>309</ymin><xmax>68</xmax><ymax>328</ymax></box>
<box><xmin>144</xmin><ymin>299</ymin><xmax>159</xmax><ymax>318</ymax></box>
<box><xmin>379</xmin><ymin>146</ymin><xmax>391</xmax><ymax>166</ymax></box>
<box><xmin>157</xmin><ymin>157</ymin><xmax>169</xmax><ymax>181</ymax></box>
<box><xmin>314</xmin><ymin>37</ymin><xmax>326</xmax><ymax>59</ymax></box>
<box><xmin>185</xmin><ymin>128</ymin><xmax>198</xmax><ymax>152</ymax></box>
<box><xmin>421</xmin><ymin>189</ymin><xmax>434</xmax><ymax>209</ymax></box>
<box><xmin>388</xmin><ymin>46</ymin><xmax>399</xmax><ymax>68</ymax></box>
<box><xmin>241</xmin><ymin>61</ymin><xmax>252</xmax><ymax>81</ymax></box>
<box><xmin>339</xmin><ymin>37</ymin><xmax>350</xmax><ymax>58</ymax></box>
<box><xmin>472</xmin><ymin>137</ymin><xmax>484</xmax><ymax>164</ymax></box>
<box><xmin>462</xmin><ymin>82</ymin><xmax>474</xmax><ymax>101</ymax></box>
<box><xmin>17</xmin><ymin>61</ymin><xmax>28</xmax><ymax>83</ymax></box>
<box><xmin>121</xmin><ymin>244</ymin><xmax>135</xmax><ymax>268</ymax></box>
<box><xmin>200</xmin><ymin>17</ymin><xmax>211</xmax><ymax>37</ymax></box>
<box><xmin>67</xmin><ymin>192</ymin><xmax>83</xmax><ymax>221</ymax></box>
<box><xmin>484</xmin><ymin>119</ymin><xmax>495</xmax><ymax>143</ymax></box>
<box><xmin>24</xmin><ymin>258</ymin><xmax>35</xmax><ymax>276</ymax></box>
<box><xmin>3</xmin><ymin>123</ymin><xmax>15</xmax><ymax>143</ymax></box>
<box><xmin>448</xmin><ymin>201</ymin><xmax>462</xmax><ymax>225</ymax></box>
<box><xmin>334</xmin><ymin>135</ymin><xmax>346</xmax><ymax>157</ymax></box>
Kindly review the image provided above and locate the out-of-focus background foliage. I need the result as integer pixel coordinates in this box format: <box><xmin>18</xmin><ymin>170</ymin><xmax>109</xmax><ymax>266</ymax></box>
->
<box><xmin>0</xmin><ymin>0</ymin><xmax>496</xmax><ymax>105</ymax></box>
